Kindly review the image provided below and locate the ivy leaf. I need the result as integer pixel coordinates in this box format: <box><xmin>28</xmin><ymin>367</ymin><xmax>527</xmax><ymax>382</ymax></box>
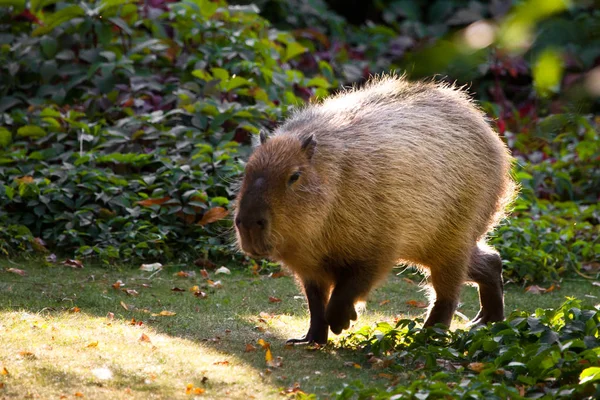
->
<box><xmin>17</xmin><ymin>125</ymin><xmax>46</xmax><ymax>138</ymax></box>
<box><xmin>0</xmin><ymin>128</ymin><xmax>12</xmax><ymax>148</ymax></box>
<box><xmin>283</xmin><ymin>42</ymin><xmax>307</xmax><ymax>62</ymax></box>
<box><xmin>579</xmin><ymin>367</ymin><xmax>600</xmax><ymax>384</ymax></box>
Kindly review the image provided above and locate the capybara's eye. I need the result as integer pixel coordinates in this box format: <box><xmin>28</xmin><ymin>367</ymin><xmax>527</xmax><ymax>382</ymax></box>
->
<box><xmin>288</xmin><ymin>171</ymin><xmax>301</xmax><ymax>186</ymax></box>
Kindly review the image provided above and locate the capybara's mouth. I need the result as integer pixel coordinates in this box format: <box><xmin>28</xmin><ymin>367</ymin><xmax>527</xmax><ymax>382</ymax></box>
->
<box><xmin>237</xmin><ymin>231</ymin><xmax>273</xmax><ymax>259</ymax></box>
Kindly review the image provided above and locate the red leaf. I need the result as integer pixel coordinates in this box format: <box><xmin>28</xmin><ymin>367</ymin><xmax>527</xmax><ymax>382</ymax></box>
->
<box><xmin>136</xmin><ymin>196</ymin><xmax>171</xmax><ymax>207</ymax></box>
<box><xmin>268</xmin><ymin>296</ymin><xmax>282</xmax><ymax>303</ymax></box>
<box><xmin>406</xmin><ymin>300</ymin><xmax>428</xmax><ymax>308</ymax></box>
<box><xmin>197</xmin><ymin>207</ymin><xmax>229</xmax><ymax>226</ymax></box>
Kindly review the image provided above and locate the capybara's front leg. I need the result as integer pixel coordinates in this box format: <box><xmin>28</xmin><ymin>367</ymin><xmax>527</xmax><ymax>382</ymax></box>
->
<box><xmin>325</xmin><ymin>265</ymin><xmax>379</xmax><ymax>334</ymax></box>
<box><xmin>287</xmin><ymin>281</ymin><xmax>329</xmax><ymax>345</ymax></box>
<box><xmin>325</xmin><ymin>286</ymin><xmax>358</xmax><ymax>334</ymax></box>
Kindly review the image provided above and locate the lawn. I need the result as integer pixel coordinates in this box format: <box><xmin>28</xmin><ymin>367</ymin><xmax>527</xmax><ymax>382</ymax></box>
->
<box><xmin>1</xmin><ymin>260</ymin><xmax>597</xmax><ymax>399</ymax></box>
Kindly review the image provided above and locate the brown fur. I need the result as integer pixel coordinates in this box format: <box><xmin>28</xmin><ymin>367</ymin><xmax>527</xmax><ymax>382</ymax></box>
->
<box><xmin>234</xmin><ymin>74</ymin><xmax>517</xmax><ymax>344</ymax></box>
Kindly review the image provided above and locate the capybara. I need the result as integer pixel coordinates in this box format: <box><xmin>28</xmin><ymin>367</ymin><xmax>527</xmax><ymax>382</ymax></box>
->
<box><xmin>234</xmin><ymin>75</ymin><xmax>516</xmax><ymax>344</ymax></box>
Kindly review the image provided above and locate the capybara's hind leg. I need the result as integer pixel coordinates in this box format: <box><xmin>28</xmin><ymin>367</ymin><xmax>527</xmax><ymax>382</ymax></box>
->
<box><xmin>287</xmin><ymin>280</ymin><xmax>330</xmax><ymax>345</ymax></box>
<box><xmin>424</xmin><ymin>262</ymin><xmax>466</xmax><ymax>328</ymax></box>
<box><xmin>467</xmin><ymin>243</ymin><xmax>504</xmax><ymax>325</ymax></box>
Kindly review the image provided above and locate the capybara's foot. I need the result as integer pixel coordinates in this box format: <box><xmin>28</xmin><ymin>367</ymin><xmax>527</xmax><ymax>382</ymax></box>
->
<box><xmin>286</xmin><ymin>333</ymin><xmax>327</xmax><ymax>345</ymax></box>
<box><xmin>470</xmin><ymin>307</ymin><xmax>504</xmax><ymax>326</ymax></box>
<box><xmin>325</xmin><ymin>300</ymin><xmax>357</xmax><ymax>334</ymax></box>
<box><xmin>423</xmin><ymin>298</ymin><xmax>458</xmax><ymax>328</ymax></box>
<box><xmin>286</xmin><ymin>322</ymin><xmax>328</xmax><ymax>345</ymax></box>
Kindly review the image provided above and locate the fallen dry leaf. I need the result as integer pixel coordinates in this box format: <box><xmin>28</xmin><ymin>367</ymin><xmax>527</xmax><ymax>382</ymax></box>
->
<box><xmin>268</xmin><ymin>296</ymin><xmax>282</xmax><ymax>303</ymax></box>
<box><xmin>200</xmin><ymin>269</ymin><xmax>209</xmax><ymax>279</ymax></box>
<box><xmin>193</xmin><ymin>388</ymin><xmax>205</xmax><ymax>394</ymax></box>
<box><xmin>112</xmin><ymin>280</ymin><xmax>123</xmax><ymax>289</ymax></box>
<box><xmin>525</xmin><ymin>285</ymin><xmax>548</xmax><ymax>294</ymax></box>
<box><xmin>379</xmin><ymin>299</ymin><xmax>391</xmax><ymax>306</ymax></box>
<box><xmin>137</xmin><ymin>197</ymin><xmax>170</xmax><ymax>207</ymax></box>
<box><xmin>139</xmin><ymin>334</ymin><xmax>151</xmax><ymax>343</ymax></box>
<box><xmin>154</xmin><ymin>310</ymin><xmax>176</xmax><ymax>317</ymax></box>
<box><xmin>257</xmin><ymin>339</ymin><xmax>270</xmax><ymax>349</ymax></box>
<box><xmin>213</xmin><ymin>361</ymin><xmax>229</xmax><ymax>366</ymax></box>
<box><xmin>215</xmin><ymin>266</ymin><xmax>231</xmax><ymax>275</ymax></box>
<box><xmin>120</xmin><ymin>301</ymin><xmax>129</xmax><ymax>311</ymax></box>
<box><xmin>1</xmin><ymin>367</ymin><xmax>9</xmax><ymax>376</ymax></box>
<box><xmin>271</xmin><ymin>271</ymin><xmax>287</xmax><ymax>278</ymax></box>
<box><xmin>378</xmin><ymin>373</ymin><xmax>394</xmax><ymax>380</ymax></box>
<box><xmin>106</xmin><ymin>312</ymin><xmax>114</xmax><ymax>320</ymax></box>
<box><xmin>6</xmin><ymin>268</ymin><xmax>27</xmax><ymax>276</ymax></box>
<box><xmin>46</xmin><ymin>254</ymin><xmax>57</xmax><ymax>263</ymax></box>
<box><xmin>343</xmin><ymin>361</ymin><xmax>361</xmax><ymax>369</ymax></box>
<box><xmin>18</xmin><ymin>351</ymin><xmax>36</xmax><ymax>359</ymax></box>
<box><xmin>245</xmin><ymin>344</ymin><xmax>257</xmax><ymax>352</ymax></box>
<box><xmin>281</xmin><ymin>382</ymin><xmax>303</xmax><ymax>395</ymax></box>
<box><xmin>207</xmin><ymin>280</ymin><xmax>222</xmax><ymax>289</ymax></box>
<box><xmin>193</xmin><ymin>291</ymin><xmax>208</xmax><ymax>299</ymax></box>
<box><xmin>70</xmin><ymin>307</ymin><xmax>81</xmax><ymax>313</ymax></box>
<box><xmin>86</xmin><ymin>341</ymin><xmax>98</xmax><ymax>348</ymax></box>
<box><xmin>171</xmin><ymin>287</ymin><xmax>185</xmax><ymax>292</ymax></box>
<box><xmin>265</xmin><ymin>348</ymin><xmax>273</xmax><ymax>362</ymax></box>
<box><xmin>139</xmin><ymin>263</ymin><xmax>162</xmax><ymax>272</ymax></box>
<box><xmin>198</xmin><ymin>207</ymin><xmax>229</xmax><ymax>226</ymax></box>
<box><xmin>593</xmin><ymin>281</ymin><xmax>600</xmax><ymax>287</ymax></box>
<box><xmin>63</xmin><ymin>259</ymin><xmax>84</xmax><ymax>268</ymax></box>
<box><xmin>468</xmin><ymin>362</ymin><xmax>486</xmax><ymax>373</ymax></box>
<box><xmin>124</xmin><ymin>289</ymin><xmax>139</xmax><ymax>296</ymax></box>
<box><xmin>74</xmin><ymin>392</ymin><xmax>84</xmax><ymax>397</ymax></box>
<box><xmin>545</xmin><ymin>283</ymin><xmax>560</xmax><ymax>292</ymax></box>
<box><xmin>406</xmin><ymin>300</ymin><xmax>428</xmax><ymax>308</ymax></box>
<box><xmin>175</xmin><ymin>271</ymin><xmax>195</xmax><ymax>278</ymax></box>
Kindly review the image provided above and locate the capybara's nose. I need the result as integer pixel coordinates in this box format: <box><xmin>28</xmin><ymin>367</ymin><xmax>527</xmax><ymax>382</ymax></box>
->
<box><xmin>236</xmin><ymin>213</ymin><xmax>269</xmax><ymax>232</ymax></box>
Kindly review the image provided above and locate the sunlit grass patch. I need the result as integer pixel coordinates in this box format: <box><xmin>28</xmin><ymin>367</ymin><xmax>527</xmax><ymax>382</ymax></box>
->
<box><xmin>0</xmin><ymin>310</ymin><xmax>280</xmax><ymax>399</ymax></box>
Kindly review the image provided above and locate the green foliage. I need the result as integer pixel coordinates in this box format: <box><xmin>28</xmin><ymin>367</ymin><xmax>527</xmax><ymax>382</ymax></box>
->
<box><xmin>492</xmin><ymin>199</ymin><xmax>599</xmax><ymax>283</ymax></box>
<box><xmin>0</xmin><ymin>0</ymin><xmax>334</xmax><ymax>262</ymax></box>
<box><xmin>336</xmin><ymin>299</ymin><xmax>600</xmax><ymax>399</ymax></box>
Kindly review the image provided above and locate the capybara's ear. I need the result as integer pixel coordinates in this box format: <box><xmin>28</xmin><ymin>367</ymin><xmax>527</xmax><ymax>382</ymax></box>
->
<box><xmin>301</xmin><ymin>134</ymin><xmax>317</xmax><ymax>160</ymax></box>
<box><xmin>260</xmin><ymin>131</ymin><xmax>268</xmax><ymax>145</ymax></box>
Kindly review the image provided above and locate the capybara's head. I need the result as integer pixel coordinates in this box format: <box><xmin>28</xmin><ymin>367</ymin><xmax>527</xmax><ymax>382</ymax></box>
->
<box><xmin>234</xmin><ymin>133</ymin><xmax>323</xmax><ymax>259</ymax></box>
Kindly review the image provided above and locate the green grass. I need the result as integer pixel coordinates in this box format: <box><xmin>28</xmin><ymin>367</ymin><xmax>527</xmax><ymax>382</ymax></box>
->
<box><xmin>0</xmin><ymin>260</ymin><xmax>597</xmax><ymax>399</ymax></box>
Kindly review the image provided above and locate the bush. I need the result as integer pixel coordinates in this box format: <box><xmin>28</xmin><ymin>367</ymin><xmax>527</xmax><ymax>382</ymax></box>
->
<box><xmin>337</xmin><ymin>299</ymin><xmax>600</xmax><ymax>399</ymax></box>
<box><xmin>0</xmin><ymin>0</ymin><xmax>335</xmax><ymax>263</ymax></box>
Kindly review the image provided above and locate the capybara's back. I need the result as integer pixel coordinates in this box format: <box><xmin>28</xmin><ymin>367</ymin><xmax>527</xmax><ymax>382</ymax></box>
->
<box><xmin>234</xmin><ymin>75</ymin><xmax>517</xmax><ymax>344</ymax></box>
